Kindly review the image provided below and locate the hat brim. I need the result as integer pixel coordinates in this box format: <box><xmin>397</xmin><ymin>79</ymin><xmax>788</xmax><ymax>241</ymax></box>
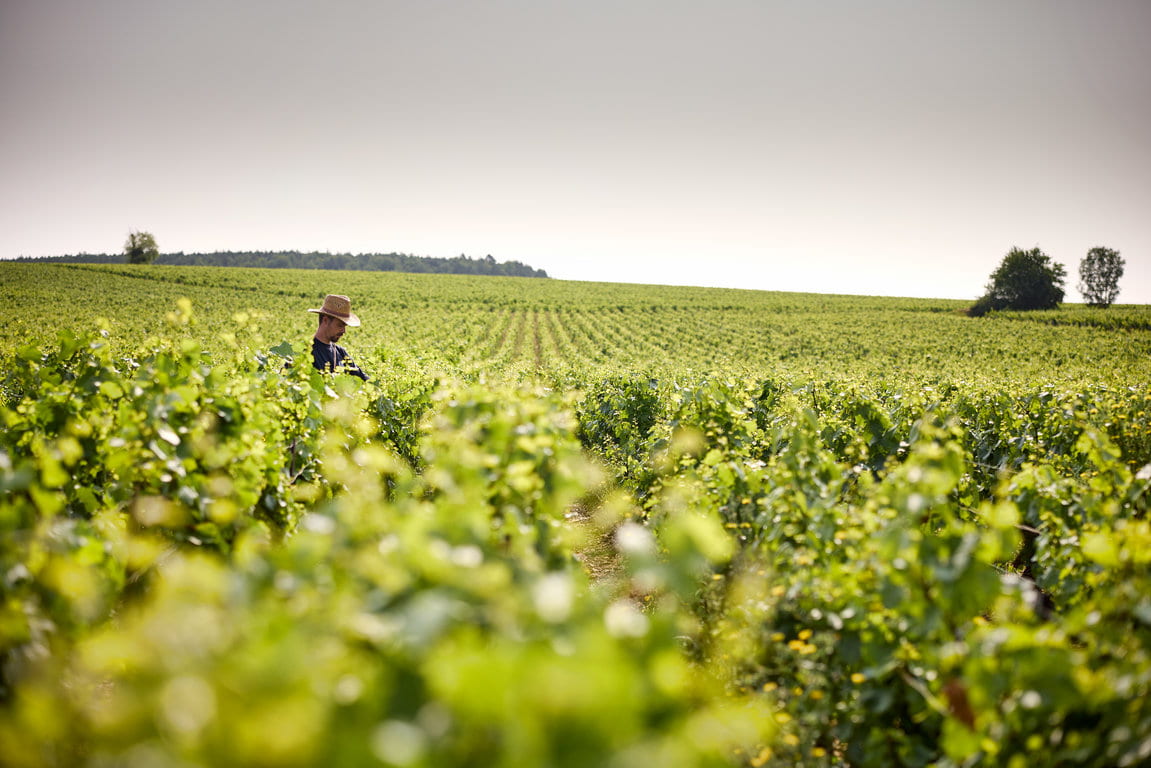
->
<box><xmin>308</xmin><ymin>308</ymin><xmax>361</xmax><ymax>327</ymax></box>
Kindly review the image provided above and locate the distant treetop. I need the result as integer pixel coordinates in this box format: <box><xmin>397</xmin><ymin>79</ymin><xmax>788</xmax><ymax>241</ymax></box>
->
<box><xmin>124</xmin><ymin>231</ymin><xmax>159</xmax><ymax>264</ymax></box>
<box><xmin>1078</xmin><ymin>246</ymin><xmax>1124</xmax><ymax>308</ymax></box>
<box><xmin>969</xmin><ymin>246</ymin><xmax>1066</xmax><ymax>316</ymax></box>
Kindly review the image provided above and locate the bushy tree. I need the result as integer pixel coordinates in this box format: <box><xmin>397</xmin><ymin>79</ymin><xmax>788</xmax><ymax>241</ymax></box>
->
<box><xmin>1078</xmin><ymin>246</ymin><xmax>1124</xmax><ymax>308</ymax></box>
<box><xmin>970</xmin><ymin>246</ymin><xmax>1066</xmax><ymax>316</ymax></box>
<box><xmin>124</xmin><ymin>230</ymin><xmax>159</xmax><ymax>264</ymax></box>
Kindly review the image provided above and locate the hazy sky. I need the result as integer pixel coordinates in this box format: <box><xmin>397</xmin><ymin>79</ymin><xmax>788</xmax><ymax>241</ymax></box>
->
<box><xmin>2</xmin><ymin>0</ymin><xmax>1149</xmax><ymax>303</ymax></box>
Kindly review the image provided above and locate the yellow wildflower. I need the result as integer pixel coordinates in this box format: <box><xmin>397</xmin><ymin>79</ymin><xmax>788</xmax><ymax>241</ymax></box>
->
<box><xmin>750</xmin><ymin>747</ymin><xmax>774</xmax><ymax>766</ymax></box>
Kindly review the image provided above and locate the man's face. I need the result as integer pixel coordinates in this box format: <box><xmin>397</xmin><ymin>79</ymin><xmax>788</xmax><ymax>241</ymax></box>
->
<box><xmin>322</xmin><ymin>315</ymin><xmax>347</xmax><ymax>342</ymax></box>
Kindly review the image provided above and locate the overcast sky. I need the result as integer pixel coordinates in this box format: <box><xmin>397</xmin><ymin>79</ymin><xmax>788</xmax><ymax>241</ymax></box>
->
<box><xmin>2</xmin><ymin>0</ymin><xmax>1149</xmax><ymax>303</ymax></box>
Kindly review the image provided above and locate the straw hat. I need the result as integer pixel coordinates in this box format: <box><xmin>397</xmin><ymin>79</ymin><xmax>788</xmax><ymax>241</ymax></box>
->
<box><xmin>308</xmin><ymin>294</ymin><xmax>361</xmax><ymax>326</ymax></box>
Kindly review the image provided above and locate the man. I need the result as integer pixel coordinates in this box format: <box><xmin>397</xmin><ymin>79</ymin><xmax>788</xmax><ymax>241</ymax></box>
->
<box><xmin>308</xmin><ymin>294</ymin><xmax>369</xmax><ymax>381</ymax></box>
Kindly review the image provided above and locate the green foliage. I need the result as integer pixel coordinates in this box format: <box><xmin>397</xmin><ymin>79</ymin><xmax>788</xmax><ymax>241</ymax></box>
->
<box><xmin>1078</xmin><ymin>246</ymin><xmax>1124</xmax><ymax>308</ymax></box>
<box><xmin>972</xmin><ymin>246</ymin><xmax>1067</xmax><ymax>314</ymax></box>
<box><xmin>0</xmin><ymin>265</ymin><xmax>1149</xmax><ymax>766</ymax></box>
<box><xmin>123</xmin><ymin>231</ymin><xmax>159</xmax><ymax>265</ymax></box>
<box><xmin>4</xmin><ymin>261</ymin><xmax>1148</xmax><ymax>387</ymax></box>
<box><xmin>576</xmin><ymin>376</ymin><xmax>665</xmax><ymax>489</ymax></box>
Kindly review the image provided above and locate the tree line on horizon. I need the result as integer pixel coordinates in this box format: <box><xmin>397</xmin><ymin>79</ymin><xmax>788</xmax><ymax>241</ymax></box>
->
<box><xmin>17</xmin><ymin>248</ymin><xmax>550</xmax><ymax>278</ymax></box>
<box><xmin>18</xmin><ymin>233</ymin><xmax>1129</xmax><ymax>307</ymax></box>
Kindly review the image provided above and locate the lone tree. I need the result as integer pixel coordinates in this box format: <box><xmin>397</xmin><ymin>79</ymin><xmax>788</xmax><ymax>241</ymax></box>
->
<box><xmin>970</xmin><ymin>246</ymin><xmax>1066</xmax><ymax>316</ymax></box>
<box><xmin>124</xmin><ymin>230</ymin><xmax>159</xmax><ymax>264</ymax></box>
<box><xmin>1078</xmin><ymin>246</ymin><xmax>1124</xmax><ymax>308</ymax></box>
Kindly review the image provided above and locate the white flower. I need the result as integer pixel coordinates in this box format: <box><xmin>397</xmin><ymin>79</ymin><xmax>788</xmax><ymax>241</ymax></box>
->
<box><xmin>615</xmin><ymin>522</ymin><xmax>656</xmax><ymax>556</ymax></box>
<box><xmin>533</xmin><ymin>573</ymin><xmax>574</xmax><ymax>623</ymax></box>
<box><xmin>605</xmin><ymin>600</ymin><xmax>649</xmax><ymax>638</ymax></box>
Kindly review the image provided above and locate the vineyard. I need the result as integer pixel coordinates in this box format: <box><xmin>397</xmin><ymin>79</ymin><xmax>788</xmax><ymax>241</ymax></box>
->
<box><xmin>1</xmin><ymin>262</ymin><xmax>1149</xmax><ymax>767</ymax></box>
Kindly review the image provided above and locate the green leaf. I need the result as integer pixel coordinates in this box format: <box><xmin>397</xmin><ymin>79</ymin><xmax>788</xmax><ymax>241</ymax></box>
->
<box><xmin>270</xmin><ymin>341</ymin><xmax>295</xmax><ymax>358</ymax></box>
<box><xmin>99</xmin><ymin>380</ymin><xmax>124</xmax><ymax>399</ymax></box>
<box><xmin>1081</xmin><ymin>531</ymin><xmax>1120</xmax><ymax>567</ymax></box>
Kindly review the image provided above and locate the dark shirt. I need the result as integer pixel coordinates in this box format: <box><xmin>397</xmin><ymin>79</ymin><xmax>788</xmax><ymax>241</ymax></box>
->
<box><xmin>311</xmin><ymin>337</ymin><xmax>368</xmax><ymax>381</ymax></box>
